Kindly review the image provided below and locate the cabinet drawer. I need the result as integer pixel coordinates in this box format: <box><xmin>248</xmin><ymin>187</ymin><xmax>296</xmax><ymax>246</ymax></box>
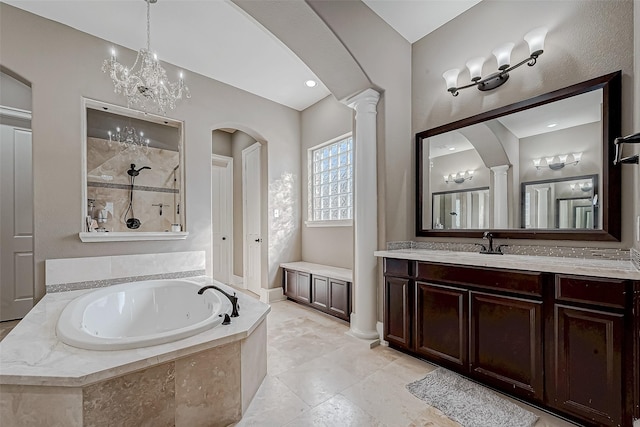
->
<box><xmin>384</xmin><ymin>258</ymin><xmax>413</xmax><ymax>278</ymax></box>
<box><xmin>555</xmin><ymin>275</ymin><xmax>627</xmax><ymax>309</ymax></box>
<box><xmin>418</xmin><ymin>263</ymin><xmax>542</xmax><ymax>297</ymax></box>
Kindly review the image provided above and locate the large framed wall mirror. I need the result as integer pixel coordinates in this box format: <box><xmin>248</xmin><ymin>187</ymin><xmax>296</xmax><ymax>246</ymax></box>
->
<box><xmin>416</xmin><ymin>71</ymin><xmax>621</xmax><ymax>241</ymax></box>
<box><xmin>80</xmin><ymin>99</ymin><xmax>186</xmax><ymax>242</ymax></box>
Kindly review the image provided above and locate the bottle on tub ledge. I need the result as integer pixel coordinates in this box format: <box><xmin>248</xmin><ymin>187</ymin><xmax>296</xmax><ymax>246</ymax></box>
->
<box><xmin>171</xmin><ymin>224</ymin><xmax>182</xmax><ymax>232</ymax></box>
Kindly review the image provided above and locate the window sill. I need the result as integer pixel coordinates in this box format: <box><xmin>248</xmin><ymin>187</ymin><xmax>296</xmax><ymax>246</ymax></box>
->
<box><xmin>79</xmin><ymin>231</ymin><xmax>189</xmax><ymax>243</ymax></box>
<box><xmin>305</xmin><ymin>220</ymin><xmax>353</xmax><ymax>228</ymax></box>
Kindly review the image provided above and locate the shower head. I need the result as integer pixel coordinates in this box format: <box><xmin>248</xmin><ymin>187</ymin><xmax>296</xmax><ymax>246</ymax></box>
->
<box><xmin>127</xmin><ymin>163</ymin><xmax>152</xmax><ymax>176</ymax></box>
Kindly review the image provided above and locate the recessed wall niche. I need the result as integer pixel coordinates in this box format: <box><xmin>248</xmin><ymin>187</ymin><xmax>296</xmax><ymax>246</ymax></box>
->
<box><xmin>80</xmin><ymin>99</ymin><xmax>186</xmax><ymax>242</ymax></box>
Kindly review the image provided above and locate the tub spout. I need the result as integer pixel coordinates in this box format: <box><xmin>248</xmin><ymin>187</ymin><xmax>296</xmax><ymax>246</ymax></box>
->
<box><xmin>197</xmin><ymin>285</ymin><xmax>239</xmax><ymax>317</ymax></box>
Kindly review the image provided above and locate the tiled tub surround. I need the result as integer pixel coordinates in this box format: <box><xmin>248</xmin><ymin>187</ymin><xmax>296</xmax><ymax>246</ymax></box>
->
<box><xmin>0</xmin><ymin>276</ymin><xmax>270</xmax><ymax>426</ymax></box>
<box><xmin>375</xmin><ymin>249</ymin><xmax>640</xmax><ymax>280</ymax></box>
<box><xmin>86</xmin><ymin>137</ymin><xmax>182</xmax><ymax>233</ymax></box>
<box><xmin>387</xmin><ymin>241</ymin><xmax>633</xmax><ymax>261</ymax></box>
<box><xmin>45</xmin><ymin>251</ymin><xmax>206</xmax><ymax>292</ymax></box>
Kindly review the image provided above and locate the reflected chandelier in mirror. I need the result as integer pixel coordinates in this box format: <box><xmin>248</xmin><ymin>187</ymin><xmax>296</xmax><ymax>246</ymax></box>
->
<box><xmin>81</xmin><ymin>99</ymin><xmax>185</xmax><ymax>241</ymax></box>
<box><xmin>416</xmin><ymin>71</ymin><xmax>621</xmax><ymax>241</ymax></box>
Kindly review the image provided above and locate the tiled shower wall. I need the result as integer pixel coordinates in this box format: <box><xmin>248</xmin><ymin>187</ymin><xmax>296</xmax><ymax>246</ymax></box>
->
<box><xmin>387</xmin><ymin>241</ymin><xmax>632</xmax><ymax>262</ymax></box>
<box><xmin>86</xmin><ymin>137</ymin><xmax>181</xmax><ymax>232</ymax></box>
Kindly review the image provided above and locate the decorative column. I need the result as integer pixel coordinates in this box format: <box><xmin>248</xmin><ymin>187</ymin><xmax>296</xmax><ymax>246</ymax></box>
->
<box><xmin>490</xmin><ymin>165</ymin><xmax>510</xmax><ymax>229</ymax></box>
<box><xmin>344</xmin><ymin>88</ymin><xmax>380</xmax><ymax>340</ymax></box>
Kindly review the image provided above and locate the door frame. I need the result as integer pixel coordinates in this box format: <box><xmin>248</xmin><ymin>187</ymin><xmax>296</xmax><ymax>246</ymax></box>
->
<box><xmin>211</xmin><ymin>154</ymin><xmax>233</xmax><ymax>286</ymax></box>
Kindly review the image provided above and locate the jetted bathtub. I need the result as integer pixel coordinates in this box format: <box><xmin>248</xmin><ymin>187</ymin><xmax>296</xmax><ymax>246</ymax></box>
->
<box><xmin>56</xmin><ymin>279</ymin><xmax>231</xmax><ymax>351</ymax></box>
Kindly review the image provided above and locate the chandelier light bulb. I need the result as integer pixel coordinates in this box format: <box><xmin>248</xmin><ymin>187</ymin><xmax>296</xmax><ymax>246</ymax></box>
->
<box><xmin>524</xmin><ymin>27</ymin><xmax>548</xmax><ymax>57</ymax></box>
<box><xmin>492</xmin><ymin>42</ymin><xmax>515</xmax><ymax>70</ymax></box>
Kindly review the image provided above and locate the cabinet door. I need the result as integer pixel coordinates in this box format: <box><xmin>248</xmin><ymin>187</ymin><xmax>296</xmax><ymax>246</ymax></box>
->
<box><xmin>415</xmin><ymin>282</ymin><xmax>468</xmax><ymax>370</ymax></box>
<box><xmin>284</xmin><ymin>269</ymin><xmax>297</xmax><ymax>299</ymax></box>
<box><xmin>549</xmin><ymin>305</ymin><xmax>623</xmax><ymax>427</ymax></box>
<box><xmin>470</xmin><ymin>292</ymin><xmax>543</xmax><ymax>401</ymax></box>
<box><xmin>328</xmin><ymin>278</ymin><xmax>350</xmax><ymax>321</ymax></box>
<box><xmin>384</xmin><ymin>276</ymin><xmax>412</xmax><ymax>350</ymax></box>
<box><xmin>297</xmin><ymin>272</ymin><xmax>311</xmax><ymax>303</ymax></box>
<box><xmin>311</xmin><ymin>275</ymin><xmax>328</xmax><ymax>309</ymax></box>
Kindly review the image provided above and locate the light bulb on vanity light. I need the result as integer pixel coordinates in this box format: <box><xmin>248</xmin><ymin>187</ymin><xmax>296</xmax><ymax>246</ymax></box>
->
<box><xmin>532</xmin><ymin>158</ymin><xmax>542</xmax><ymax>169</ymax></box>
<box><xmin>572</xmin><ymin>152</ymin><xmax>582</xmax><ymax>162</ymax></box>
<box><xmin>443</xmin><ymin>69</ymin><xmax>461</xmax><ymax>95</ymax></box>
<box><xmin>524</xmin><ymin>27</ymin><xmax>548</xmax><ymax>57</ymax></box>
<box><xmin>466</xmin><ymin>57</ymin><xmax>485</xmax><ymax>82</ymax></box>
<box><xmin>492</xmin><ymin>42</ymin><xmax>515</xmax><ymax>70</ymax></box>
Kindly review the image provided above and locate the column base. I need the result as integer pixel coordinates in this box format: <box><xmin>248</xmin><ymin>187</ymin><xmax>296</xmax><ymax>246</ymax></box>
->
<box><xmin>348</xmin><ymin>312</ymin><xmax>380</xmax><ymax>341</ymax></box>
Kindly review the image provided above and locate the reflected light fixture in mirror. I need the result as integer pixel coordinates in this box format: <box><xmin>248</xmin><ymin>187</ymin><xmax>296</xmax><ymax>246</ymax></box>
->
<box><xmin>533</xmin><ymin>152</ymin><xmax>582</xmax><ymax>170</ymax></box>
<box><xmin>444</xmin><ymin>170</ymin><xmax>474</xmax><ymax>184</ymax></box>
<box><xmin>443</xmin><ymin>27</ymin><xmax>547</xmax><ymax>96</ymax></box>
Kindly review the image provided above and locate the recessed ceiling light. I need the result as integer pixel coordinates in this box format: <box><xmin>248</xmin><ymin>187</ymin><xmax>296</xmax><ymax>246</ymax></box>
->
<box><xmin>305</xmin><ymin>80</ymin><xmax>317</xmax><ymax>88</ymax></box>
<box><xmin>449</xmin><ymin>147</ymin><xmax>456</xmax><ymax>151</ymax></box>
<box><xmin>547</xmin><ymin>123</ymin><xmax>558</xmax><ymax>128</ymax></box>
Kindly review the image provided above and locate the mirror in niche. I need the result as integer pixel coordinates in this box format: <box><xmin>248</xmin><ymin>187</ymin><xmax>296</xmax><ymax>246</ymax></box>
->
<box><xmin>415</xmin><ymin>71</ymin><xmax>621</xmax><ymax>241</ymax></box>
<box><xmin>432</xmin><ymin>187</ymin><xmax>489</xmax><ymax>230</ymax></box>
<box><xmin>81</xmin><ymin>99</ymin><xmax>185</xmax><ymax>240</ymax></box>
<box><xmin>521</xmin><ymin>174</ymin><xmax>598</xmax><ymax>230</ymax></box>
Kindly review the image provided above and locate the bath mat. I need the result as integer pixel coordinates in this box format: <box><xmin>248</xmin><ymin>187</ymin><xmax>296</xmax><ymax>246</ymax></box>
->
<box><xmin>406</xmin><ymin>368</ymin><xmax>538</xmax><ymax>427</ymax></box>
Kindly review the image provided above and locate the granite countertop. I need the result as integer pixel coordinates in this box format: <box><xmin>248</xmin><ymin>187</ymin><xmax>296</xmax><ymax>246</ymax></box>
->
<box><xmin>374</xmin><ymin>249</ymin><xmax>640</xmax><ymax>281</ymax></box>
<box><xmin>0</xmin><ymin>277</ymin><xmax>270</xmax><ymax>387</ymax></box>
<box><xmin>280</xmin><ymin>261</ymin><xmax>353</xmax><ymax>282</ymax></box>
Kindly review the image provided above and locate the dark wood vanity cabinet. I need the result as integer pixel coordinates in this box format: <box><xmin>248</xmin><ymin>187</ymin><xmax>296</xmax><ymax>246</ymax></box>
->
<box><xmin>382</xmin><ymin>258</ymin><xmax>639</xmax><ymax>427</ymax></box>
<box><xmin>383</xmin><ymin>258</ymin><xmax>413</xmax><ymax>350</ymax></box>
<box><xmin>547</xmin><ymin>275</ymin><xmax>630</xmax><ymax>427</ymax></box>
<box><xmin>415</xmin><ymin>282</ymin><xmax>467</xmax><ymax>369</ymax></box>
<box><xmin>469</xmin><ymin>292</ymin><xmax>543</xmax><ymax>401</ymax></box>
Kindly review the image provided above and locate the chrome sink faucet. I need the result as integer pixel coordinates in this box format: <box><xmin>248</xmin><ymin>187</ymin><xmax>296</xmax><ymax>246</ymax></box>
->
<box><xmin>197</xmin><ymin>285</ymin><xmax>240</xmax><ymax>318</ymax></box>
<box><xmin>477</xmin><ymin>231</ymin><xmax>507</xmax><ymax>255</ymax></box>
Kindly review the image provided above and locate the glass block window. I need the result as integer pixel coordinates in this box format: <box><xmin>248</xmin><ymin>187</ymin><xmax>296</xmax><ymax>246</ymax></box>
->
<box><xmin>309</xmin><ymin>135</ymin><xmax>353</xmax><ymax>222</ymax></box>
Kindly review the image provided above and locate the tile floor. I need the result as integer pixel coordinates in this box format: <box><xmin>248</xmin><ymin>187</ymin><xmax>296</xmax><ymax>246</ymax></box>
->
<box><xmin>0</xmin><ymin>301</ymin><xmax>578</xmax><ymax>427</ymax></box>
<box><xmin>236</xmin><ymin>300</ymin><xmax>578</xmax><ymax>427</ymax></box>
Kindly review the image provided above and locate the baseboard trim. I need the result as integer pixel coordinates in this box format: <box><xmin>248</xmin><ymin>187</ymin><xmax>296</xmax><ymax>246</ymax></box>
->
<box><xmin>259</xmin><ymin>287</ymin><xmax>285</xmax><ymax>304</ymax></box>
<box><xmin>376</xmin><ymin>321</ymin><xmax>388</xmax><ymax>346</ymax></box>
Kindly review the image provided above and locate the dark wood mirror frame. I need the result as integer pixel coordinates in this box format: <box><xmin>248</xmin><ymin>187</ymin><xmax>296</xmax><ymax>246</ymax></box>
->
<box><xmin>416</xmin><ymin>71</ymin><xmax>621</xmax><ymax>241</ymax></box>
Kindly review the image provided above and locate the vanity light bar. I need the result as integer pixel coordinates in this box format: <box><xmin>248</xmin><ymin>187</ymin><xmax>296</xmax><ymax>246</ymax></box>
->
<box><xmin>443</xmin><ymin>27</ymin><xmax>547</xmax><ymax>96</ymax></box>
<box><xmin>533</xmin><ymin>152</ymin><xmax>582</xmax><ymax>170</ymax></box>
<box><xmin>444</xmin><ymin>170</ymin><xmax>474</xmax><ymax>184</ymax></box>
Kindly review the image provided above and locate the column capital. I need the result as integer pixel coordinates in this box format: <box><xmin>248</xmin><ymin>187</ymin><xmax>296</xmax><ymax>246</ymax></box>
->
<box><xmin>343</xmin><ymin>88</ymin><xmax>380</xmax><ymax>111</ymax></box>
<box><xmin>490</xmin><ymin>164</ymin><xmax>510</xmax><ymax>174</ymax></box>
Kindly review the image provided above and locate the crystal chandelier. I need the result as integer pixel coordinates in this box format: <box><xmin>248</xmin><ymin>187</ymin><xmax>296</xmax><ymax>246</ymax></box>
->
<box><xmin>102</xmin><ymin>0</ymin><xmax>190</xmax><ymax>113</ymax></box>
<box><xmin>107</xmin><ymin>126</ymin><xmax>150</xmax><ymax>152</ymax></box>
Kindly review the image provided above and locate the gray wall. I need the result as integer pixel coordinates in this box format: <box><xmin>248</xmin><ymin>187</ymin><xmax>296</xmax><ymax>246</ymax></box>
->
<box><xmin>0</xmin><ymin>4</ymin><xmax>301</xmax><ymax>299</ymax></box>
<box><xmin>301</xmin><ymin>95</ymin><xmax>354</xmax><ymax>268</ymax></box>
<box><xmin>0</xmin><ymin>71</ymin><xmax>31</xmax><ymax>111</ymax></box>
<box><xmin>412</xmin><ymin>0</ymin><xmax>636</xmax><ymax>249</ymax></box>
<box><xmin>211</xmin><ymin>130</ymin><xmax>232</xmax><ymax>158</ymax></box>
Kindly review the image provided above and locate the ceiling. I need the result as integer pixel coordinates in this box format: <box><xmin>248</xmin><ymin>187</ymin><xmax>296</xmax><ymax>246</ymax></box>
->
<box><xmin>3</xmin><ymin>0</ymin><xmax>479</xmax><ymax>111</ymax></box>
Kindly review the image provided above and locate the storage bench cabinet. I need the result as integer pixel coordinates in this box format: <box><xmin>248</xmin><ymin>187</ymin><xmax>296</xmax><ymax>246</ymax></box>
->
<box><xmin>383</xmin><ymin>257</ymin><xmax>640</xmax><ymax>427</ymax></box>
<box><xmin>281</xmin><ymin>262</ymin><xmax>352</xmax><ymax>321</ymax></box>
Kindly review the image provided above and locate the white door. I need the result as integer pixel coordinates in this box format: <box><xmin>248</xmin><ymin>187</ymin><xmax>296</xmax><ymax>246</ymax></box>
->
<box><xmin>0</xmin><ymin>121</ymin><xmax>34</xmax><ymax>321</ymax></box>
<box><xmin>211</xmin><ymin>155</ymin><xmax>233</xmax><ymax>285</ymax></box>
<box><xmin>243</xmin><ymin>143</ymin><xmax>261</xmax><ymax>295</ymax></box>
